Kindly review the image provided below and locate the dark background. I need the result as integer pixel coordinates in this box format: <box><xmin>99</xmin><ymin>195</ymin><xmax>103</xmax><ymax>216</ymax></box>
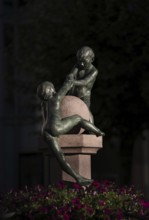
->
<box><xmin>0</xmin><ymin>0</ymin><xmax>149</xmax><ymax>199</ymax></box>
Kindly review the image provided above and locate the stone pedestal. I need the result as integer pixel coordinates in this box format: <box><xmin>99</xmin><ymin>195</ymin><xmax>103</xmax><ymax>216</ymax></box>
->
<box><xmin>41</xmin><ymin>134</ymin><xmax>103</xmax><ymax>184</ymax></box>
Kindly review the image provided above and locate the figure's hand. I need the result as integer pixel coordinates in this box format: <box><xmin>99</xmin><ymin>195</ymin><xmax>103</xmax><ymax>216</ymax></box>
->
<box><xmin>65</xmin><ymin>75</ymin><xmax>74</xmax><ymax>89</ymax></box>
<box><xmin>69</xmin><ymin>66</ymin><xmax>78</xmax><ymax>77</ymax></box>
<box><xmin>76</xmin><ymin>62</ymin><xmax>84</xmax><ymax>70</ymax></box>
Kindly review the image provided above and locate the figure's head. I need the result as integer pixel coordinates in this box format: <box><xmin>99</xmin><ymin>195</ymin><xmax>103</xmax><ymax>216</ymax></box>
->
<box><xmin>37</xmin><ymin>81</ymin><xmax>55</xmax><ymax>101</ymax></box>
<box><xmin>76</xmin><ymin>46</ymin><xmax>95</xmax><ymax>69</ymax></box>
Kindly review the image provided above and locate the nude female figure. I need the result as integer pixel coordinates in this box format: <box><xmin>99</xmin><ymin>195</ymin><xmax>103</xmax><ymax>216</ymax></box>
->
<box><xmin>37</xmin><ymin>78</ymin><xmax>104</xmax><ymax>185</ymax></box>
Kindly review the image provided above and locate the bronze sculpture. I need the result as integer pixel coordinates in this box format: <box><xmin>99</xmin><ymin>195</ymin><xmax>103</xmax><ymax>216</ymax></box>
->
<box><xmin>68</xmin><ymin>47</ymin><xmax>97</xmax><ymax>106</ymax></box>
<box><xmin>37</xmin><ymin>78</ymin><xmax>104</xmax><ymax>185</ymax></box>
<box><xmin>67</xmin><ymin>46</ymin><xmax>98</xmax><ymax>123</ymax></box>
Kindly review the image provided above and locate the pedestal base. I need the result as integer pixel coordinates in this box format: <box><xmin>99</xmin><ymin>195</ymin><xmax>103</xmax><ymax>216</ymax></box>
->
<box><xmin>49</xmin><ymin>154</ymin><xmax>91</xmax><ymax>183</ymax></box>
<box><xmin>41</xmin><ymin>134</ymin><xmax>103</xmax><ymax>184</ymax></box>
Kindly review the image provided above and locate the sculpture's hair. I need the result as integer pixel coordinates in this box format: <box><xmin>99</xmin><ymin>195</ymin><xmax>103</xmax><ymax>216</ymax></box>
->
<box><xmin>37</xmin><ymin>81</ymin><xmax>54</xmax><ymax>134</ymax></box>
<box><xmin>77</xmin><ymin>46</ymin><xmax>95</xmax><ymax>61</ymax></box>
<box><xmin>37</xmin><ymin>81</ymin><xmax>55</xmax><ymax>101</ymax></box>
<box><xmin>40</xmin><ymin>101</ymin><xmax>48</xmax><ymax>135</ymax></box>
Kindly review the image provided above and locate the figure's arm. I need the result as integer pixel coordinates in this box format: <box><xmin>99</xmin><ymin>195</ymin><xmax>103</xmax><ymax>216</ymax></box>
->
<box><xmin>74</xmin><ymin>70</ymin><xmax>98</xmax><ymax>86</ymax></box>
<box><xmin>56</xmin><ymin>79</ymin><xmax>74</xmax><ymax>101</ymax></box>
<box><xmin>67</xmin><ymin>66</ymin><xmax>78</xmax><ymax>80</ymax></box>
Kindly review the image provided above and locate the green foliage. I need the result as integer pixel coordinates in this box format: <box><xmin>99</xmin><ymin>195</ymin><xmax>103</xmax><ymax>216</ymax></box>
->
<box><xmin>1</xmin><ymin>181</ymin><xmax>149</xmax><ymax>220</ymax></box>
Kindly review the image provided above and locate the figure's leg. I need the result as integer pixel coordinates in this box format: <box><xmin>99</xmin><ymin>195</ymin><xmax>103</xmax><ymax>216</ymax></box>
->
<box><xmin>43</xmin><ymin>131</ymin><xmax>93</xmax><ymax>185</ymax></box>
<box><xmin>82</xmin><ymin>109</ymin><xmax>94</xmax><ymax>134</ymax></box>
<box><xmin>51</xmin><ymin>115</ymin><xmax>82</xmax><ymax>135</ymax></box>
<box><xmin>80</xmin><ymin>119</ymin><xmax>105</xmax><ymax>136</ymax></box>
<box><xmin>51</xmin><ymin>115</ymin><xmax>104</xmax><ymax>136</ymax></box>
<box><xmin>89</xmin><ymin>110</ymin><xmax>94</xmax><ymax>124</ymax></box>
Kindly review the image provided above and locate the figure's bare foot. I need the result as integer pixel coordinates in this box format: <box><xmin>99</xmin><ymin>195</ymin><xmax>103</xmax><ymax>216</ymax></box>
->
<box><xmin>77</xmin><ymin>177</ymin><xmax>93</xmax><ymax>186</ymax></box>
<box><xmin>97</xmin><ymin>130</ymin><xmax>105</xmax><ymax>137</ymax></box>
<box><xmin>100</xmin><ymin>131</ymin><xmax>105</xmax><ymax>136</ymax></box>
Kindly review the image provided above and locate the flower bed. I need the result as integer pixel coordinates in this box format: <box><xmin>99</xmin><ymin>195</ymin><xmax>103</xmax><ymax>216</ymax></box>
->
<box><xmin>0</xmin><ymin>181</ymin><xmax>149</xmax><ymax>220</ymax></box>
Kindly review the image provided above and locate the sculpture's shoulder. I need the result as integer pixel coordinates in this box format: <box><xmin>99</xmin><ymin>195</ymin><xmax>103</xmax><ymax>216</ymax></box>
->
<box><xmin>89</xmin><ymin>65</ymin><xmax>98</xmax><ymax>75</ymax></box>
<box><xmin>85</xmin><ymin>65</ymin><xmax>98</xmax><ymax>85</ymax></box>
<box><xmin>48</xmin><ymin>96</ymin><xmax>59</xmax><ymax>110</ymax></box>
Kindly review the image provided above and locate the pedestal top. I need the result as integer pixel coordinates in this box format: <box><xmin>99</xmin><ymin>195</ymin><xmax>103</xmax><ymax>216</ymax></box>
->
<box><xmin>39</xmin><ymin>134</ymin><xmax>103</xmax><ymax>155</ymax></box>
<box><xmin>59</xmin><ymin>134</ymin><xmax>103</xmax><ymax>154</ymax></box>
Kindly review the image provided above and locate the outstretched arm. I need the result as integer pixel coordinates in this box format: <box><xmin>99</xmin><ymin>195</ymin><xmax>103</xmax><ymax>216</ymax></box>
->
<box><xmin>56</xmin><ymin>79</ymin><xmax>74</xmax><ymax>101</ymax></box>
<box><xmin>67</xmin><ymin>65</ymin><xmax>78</xmax><ymax>80</ymax></box>
<box><xmin>57</xmin><ymin>65</ymin><xmax>79</xmax><ymax>100</ymax></box>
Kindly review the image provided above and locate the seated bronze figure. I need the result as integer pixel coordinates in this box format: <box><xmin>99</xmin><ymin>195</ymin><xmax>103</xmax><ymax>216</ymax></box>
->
<box><xmin>37</xmin><ymin>78</ymin><xmax>104</xmax><ymax>185</ymax></box>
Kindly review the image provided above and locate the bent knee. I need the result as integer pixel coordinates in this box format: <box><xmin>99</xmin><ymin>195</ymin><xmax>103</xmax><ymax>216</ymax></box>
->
<box><xmin>43</xmin><ymin>131</ymin><xmax>53</xmax><ymax>142</ymax></box>
<box><xmin>44</xmin><ymin>125</ymin><xmax>60</xmax><ymax>137</ymax></box>
<box><xmin>50</xmin><ymin>125</ymin><xmax>62</xmax><ymax>136</ymax></box>
<box><xmin>73</xmin><ymin>115</ymin><xmax>81</xmax><ymax>122</ymax></box>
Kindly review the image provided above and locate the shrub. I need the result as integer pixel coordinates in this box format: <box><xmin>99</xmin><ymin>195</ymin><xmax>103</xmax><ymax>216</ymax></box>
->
<box><xmin>0</xmin><ymin>181</ymin><xmax>149</xmax><ymax>220</ymax></box>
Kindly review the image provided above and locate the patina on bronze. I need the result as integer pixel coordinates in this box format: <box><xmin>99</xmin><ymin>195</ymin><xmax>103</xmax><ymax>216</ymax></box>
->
<box><xmin>37</xmin><ymin>78</ymin><xmax>104</xmax><ymax>185</ymax></box>
<box><xmin>67</xmin><ymin>46</ymin><xmax>98</xmax><ymax>123</ymax></box>
<box><xmin>68</xmin><ymin>46</ymin><xmax>97</xmax><ymax>107</ymax></box>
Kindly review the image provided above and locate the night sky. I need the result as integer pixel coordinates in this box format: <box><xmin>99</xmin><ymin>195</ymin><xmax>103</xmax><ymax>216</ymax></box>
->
<box><xmin>1</xmin><ymin>0</ymin><xmax>149</xmax><ymax>197</ymax></box>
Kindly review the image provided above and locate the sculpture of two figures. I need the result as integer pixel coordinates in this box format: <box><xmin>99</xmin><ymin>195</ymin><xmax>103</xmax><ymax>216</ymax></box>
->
<box><xmin>37</xmin><ymin>46</ymin><xmax>105</xmax><ymax>185</ymax></box>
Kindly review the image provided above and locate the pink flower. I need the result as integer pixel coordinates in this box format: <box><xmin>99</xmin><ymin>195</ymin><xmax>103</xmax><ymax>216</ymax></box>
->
<box><xmin>57</xmin><ymin>181</ymin><xmax>66</xmax><ymax>189</ymax></box>
<box><xmin>72</xmin><ymin>198</ymin><xmax>80</xmax><ymax>205</ymax></box>
<box><xmin>102</xmin><ymin>180</ymin><xmax>111</xmax><ymax>185</ymax></box>
<box><xmin>72</xmin><ymin>183</ymin><xmax>82</xmax><ymax>190</ymax></box>
<box><xmin>99</xmin><ymin>200</ymin><xmax>105</xmax><ymax>206</ymax></box>
<box><xmin>116</xmin><ymin>210</ymin><xmax>123</xmax><ymax>220</ymax></box>
<box><xmin>103</xmin><ymin>208</ymin><xmax>112</xmax><ymax>215</ymax></box>
<box><xmin>63</xmin><ymin>213</ymin><xmax>70</xmax><ymax>220</ymax></box>
<box><xmin>57</xmin><ymin>207</ymin><xmax>70</xmax><ymax>220</ymax></box>
<box><xmin>86</xmin><ymin>206</ymin><xmax>94</xmax><ymax>215</ymax></box>
<box><xmin>71</xmin><ymin>198</ymin><xmax>82</xmax><ymax>209</ymax></box>
<box><xmin>91</xmin><ymin>181</ymin><xmax>100</xmax><ymax>189</ymax></box>
<box><xmin>57</xmin><ymin>208</ymin><xmax>63</xmax><ymax>215</ymax></box>
<box><xmin>140</xmin><ymin>200</ymin><xmax>149</xmax><ymax>209</ymax></box>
